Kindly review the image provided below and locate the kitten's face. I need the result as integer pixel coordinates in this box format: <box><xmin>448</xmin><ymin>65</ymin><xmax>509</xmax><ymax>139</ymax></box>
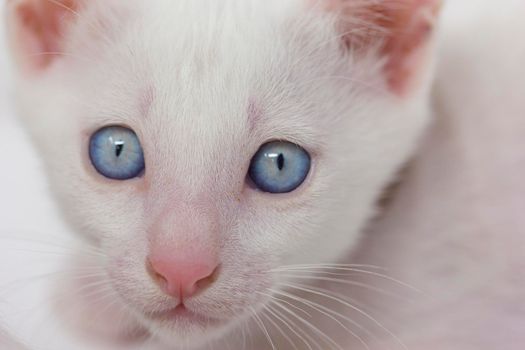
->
<box><xmin>7</xmin><ymin>0</ymin><xmax>438</xmax><ymax>347</ymax></box>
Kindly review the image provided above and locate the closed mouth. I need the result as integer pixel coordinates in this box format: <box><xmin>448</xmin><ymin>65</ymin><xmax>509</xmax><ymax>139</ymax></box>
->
<box><xmin>147</xmin><ymin>304</ymin><xmax>222</xmax><ymax>326</ymax></box>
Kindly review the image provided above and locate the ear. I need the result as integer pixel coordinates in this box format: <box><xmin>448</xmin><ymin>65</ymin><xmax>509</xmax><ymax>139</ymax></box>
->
<box><xmin>323</xmin><ymin>0</ymin><xmax>442</xmax><ymax>95</ymax></box>
<box><xmin>6</xmin><ymin>0</ymin><xmax>81</xmax><ymax>74</ymax></box>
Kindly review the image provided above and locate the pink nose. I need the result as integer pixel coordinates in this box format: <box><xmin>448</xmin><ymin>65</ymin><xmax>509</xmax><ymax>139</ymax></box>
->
<box><xmin>147</xmin><ymin>253</ymin><xmax>219</xmax><ymax>299</ymax></box>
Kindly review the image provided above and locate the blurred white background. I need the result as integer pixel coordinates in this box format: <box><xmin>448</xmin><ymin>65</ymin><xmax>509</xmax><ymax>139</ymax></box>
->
<box><xmin>0</xmin><ymin>1</ymin><xmax>66</xmax><ymax>237</ymax></box>
<box><xmin>0</xmin><ymin>0</ymin><xmax>68</xmax><ymax>266</ymax></box>
<box><xmin>0</xmin><ymin>0</ymin><xmax>67</xmax><ymax>249</ymax></box>
<box><xmin>0</xmin><ymin>2</ymin><xmax>78</xmax><ymax>349</ymax></box>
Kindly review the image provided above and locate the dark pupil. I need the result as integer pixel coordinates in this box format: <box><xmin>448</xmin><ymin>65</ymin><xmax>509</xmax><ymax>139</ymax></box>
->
<box><xmin>277</xmin><ymin>153</ymin><xmax>285</xmax><ymax>171</ymax></box>
<box><xmin>115</xmin><ymin>141</ymin><xmax>124</xmax><ymax>157</ymax></box>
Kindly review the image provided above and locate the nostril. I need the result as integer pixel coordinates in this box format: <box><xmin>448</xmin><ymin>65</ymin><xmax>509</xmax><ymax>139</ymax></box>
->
<box><xmin>194</xmin><ymin>264</ymin><xmax>221</xmax><ymax>293</ymax></box>
<box><xmin>146</xmin><ymin>259</ymin><xmax>168</xmax><ymax>289</ymax></box>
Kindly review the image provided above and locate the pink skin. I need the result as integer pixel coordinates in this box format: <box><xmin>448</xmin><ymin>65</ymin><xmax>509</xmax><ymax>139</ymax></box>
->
<box><xmin>147</xmin><ymin>249</ymin><xmax>219</xmax><ymax>300</ymax></box>
<box><xmin>317</xmin><ymin>0</ymin><xmax>442</xmax><ymax>95</ymax></box>
<box><xmin>138</xmin><ymin>86</ymin><xmax>155</xmax><ymax>120</ymax></box>
<box><xmin>6</xmin><ymin>0</ymin><xmax>78</xmax><ymax>72</ymax></box>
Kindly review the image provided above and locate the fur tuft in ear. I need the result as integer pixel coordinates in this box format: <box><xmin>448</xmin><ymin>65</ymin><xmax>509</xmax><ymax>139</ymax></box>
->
<box><xmin>321</xmin><ymin>0</ymin><xmax>442</xmax><ymax>95</ymax></box>
<box><xmin>6</xmin><ymin>0</ymin><xmax>80</xmax><ymax>73</ymax></box>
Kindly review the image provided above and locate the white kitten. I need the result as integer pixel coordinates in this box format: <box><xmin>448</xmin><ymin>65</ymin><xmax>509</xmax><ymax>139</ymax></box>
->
<box><xmin>10</xmin><ymin>0</ymin><xmax>509</xmax><ymax>349</ymax></box>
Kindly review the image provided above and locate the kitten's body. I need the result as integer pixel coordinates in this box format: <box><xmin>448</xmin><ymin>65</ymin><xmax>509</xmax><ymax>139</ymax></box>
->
<box><xmin>356</xmin><ymin>2</ymin><xmax>525</xmax><ymax>348</ymax></box>
<box><xmin>1</xmin><ymin>0</ymin><xmax>524</xmax><ymax>349</ymax></box>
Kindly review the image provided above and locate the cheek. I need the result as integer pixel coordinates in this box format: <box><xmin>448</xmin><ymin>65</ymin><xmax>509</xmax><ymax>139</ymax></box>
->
<box><xmin>229</xmin><ymin>211</ymin><xmax>312</xmax><ymax>285</ymax></box>
<box><xmin>210</xmin><ymin>243</ymin><xmax>276</xmax><ymax>313</ymax></box>
<box><xmin>64</xmin><ymin>193</ymin><xmax>145</xmax><ymax>243</ymax></box>
<box><xmin>104</xmin><ymin>236</ymin><xmax>169</xmax><ymax>308</ymax></box>
<box><xmin>247</xmin><ymin>179</ymin><xmax>368</xmax><ymax>268</ymax></box>
<box><xmin>55</xmin><ymin>138</ymin><xmax>147</xmax><ymax>239</ymax></box>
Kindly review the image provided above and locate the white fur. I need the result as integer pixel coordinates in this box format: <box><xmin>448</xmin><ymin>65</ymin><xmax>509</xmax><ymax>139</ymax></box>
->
<box><xmin>7</xmin><ymin>0</ymin><xmax>522</xmax><ymax>349</ymax></box>
<box><xmin>7</xmin><ymin>1</ymin><xmax>433</xmax><ymax>348</ymax></box>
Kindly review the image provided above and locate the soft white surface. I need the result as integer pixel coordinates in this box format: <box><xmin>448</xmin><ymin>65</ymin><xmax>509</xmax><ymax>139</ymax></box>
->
<box><xmin>0</xmin><ymin>3</ymin><xmax>82</xmax><ymax>349</ymax></box>
<box><xmin>0</xmin><ymin>19</ymin><xmax>65</xmax><ymax>241</ymax></box>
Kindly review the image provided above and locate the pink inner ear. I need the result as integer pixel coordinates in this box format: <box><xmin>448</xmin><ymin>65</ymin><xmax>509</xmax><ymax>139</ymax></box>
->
<box><xmin>381</xmin><ymin>1</ymin><xmax>440</xmax><ymax>94</ymax></box>
<box><xmin>321</xmin><ymin>0</ymin><xmax>441</xmax><ymax>95</ymax></box>
<box><xmin>10</xmin><ymin>0</ymin><xmax>78</xmax><ymax>72</ymax></box>
<box><xmin>384</xmin><ymin>0</ymin><xmax>439</xmax><ymax>94</ymax></box>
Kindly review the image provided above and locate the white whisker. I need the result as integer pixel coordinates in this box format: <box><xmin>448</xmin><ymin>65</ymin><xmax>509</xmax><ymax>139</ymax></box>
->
<box><xmin>271</xmin><ymin>298</ymin><xmax>344</xmax><ymax>350</ymax></box>
<box><xmin>258</xmin><ymin>291</ymin><xmax>312</xmax><ymax>318</ymax></box>
<box><xmin>278</xmin><ymin>274</ymin><xmax>409</xmax><ymax>301</ymax></box>
<box><xmin>272</xmin><ymin>263</ymin><xmax>386</xmax><ymax>271</ymax></box>
<box><xmin>0</xmin><ymin>269</ymin><xmax>105</xmax><ymax>299</ymax></box>
<box><xmin>266</xmin><ymin>303</ymin><xmax>314</xmax><ymax>350</ymax></box>
<box><xmin>288</xmin><ymin>283</ymin><xmax>374</xmax><ymax>314</ymax></box>
<box><xmin>273</xmin><ymin>266</ymin><xmax>422</xmax><ymax>294</ymax></box>
<box><xmin>270</xmin><ymin>288</ymin><xmax>372</xmax><ymax>350</ymax></box>
<box><xmin>240</xmin><ymin>322</ymin><xmax>247</xmax><ymax>350</ymax></box>
<box><xmin>261</xmin><ymin>305</ymin><xmax>299</xmax><ymax>350</ymax></box>
<box><xmin>250</xmin><ymin>307</ymin><xmax>276</xmax><ymax>350</ymax></box>
<box><xmin>0</xmin><ymin>233</ymin><xmax>105</xmax><ymax>256</ymax></box>
<box><xmin>267</xmin><ymin>301</ymin><xmax>319</xmax><ymax>350</ymax></box>
<box><xmin>283</xmin><ymin>283</ymin><xmax>408</xmax><ymax>350</ymax></box>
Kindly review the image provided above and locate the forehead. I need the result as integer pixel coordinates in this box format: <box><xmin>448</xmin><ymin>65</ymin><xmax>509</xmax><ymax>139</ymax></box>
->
<box><xmin>88</xmin><ymin>4</ymin><xmax>327</xmax><ymax>125</ymax></box>
<box><xmin>73</xmin><ymin>0</ymin><xmax>335</xmax><ymax>187</ymax></box>
<box><xmin>102</xmin><ymin>2</ymin><xmax>287</xmax><ymax>117</ymax></box>
<box><xmin>129</xmin><ymin>3</ymin><xmax>285</xmax><ymax>159</ymax></box>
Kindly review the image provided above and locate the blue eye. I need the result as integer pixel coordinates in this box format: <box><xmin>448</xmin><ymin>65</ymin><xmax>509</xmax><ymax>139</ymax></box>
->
<box><xmin>89</xmin><ymin>126</ymin><xmax>145</xmax><ymax>180</ymax></box>
<box><xmin>248</xmin><ymin>141</ymin><xmax>311</xmax><ymax>194</ymax></box>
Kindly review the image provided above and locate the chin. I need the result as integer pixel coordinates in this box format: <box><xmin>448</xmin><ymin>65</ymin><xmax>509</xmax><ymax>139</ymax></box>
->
<box><xmin>143</xmin><ymin>309</ymin><xmax>236</xmax><ymax>348</ymax></box>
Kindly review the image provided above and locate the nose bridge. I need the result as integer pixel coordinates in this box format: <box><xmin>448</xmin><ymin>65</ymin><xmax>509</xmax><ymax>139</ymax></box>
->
<box><xmin>146</xmin><ymin>99</ymin><xmax>244</xmax><ymax>197</ymax></box>
<box><xmin>147</xmin><ymin>152</ymin><xmax>224</xmax><ymax>207</ymax></box>
<box><xmin>149</xmin><ymin>201</ymin><xmax>220</xmax><ymax>251</ymax></box>
<box><xmin>149</xmin><ymin>159</ymin><xmax>217</xmax><ymax>200</ymax></box>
